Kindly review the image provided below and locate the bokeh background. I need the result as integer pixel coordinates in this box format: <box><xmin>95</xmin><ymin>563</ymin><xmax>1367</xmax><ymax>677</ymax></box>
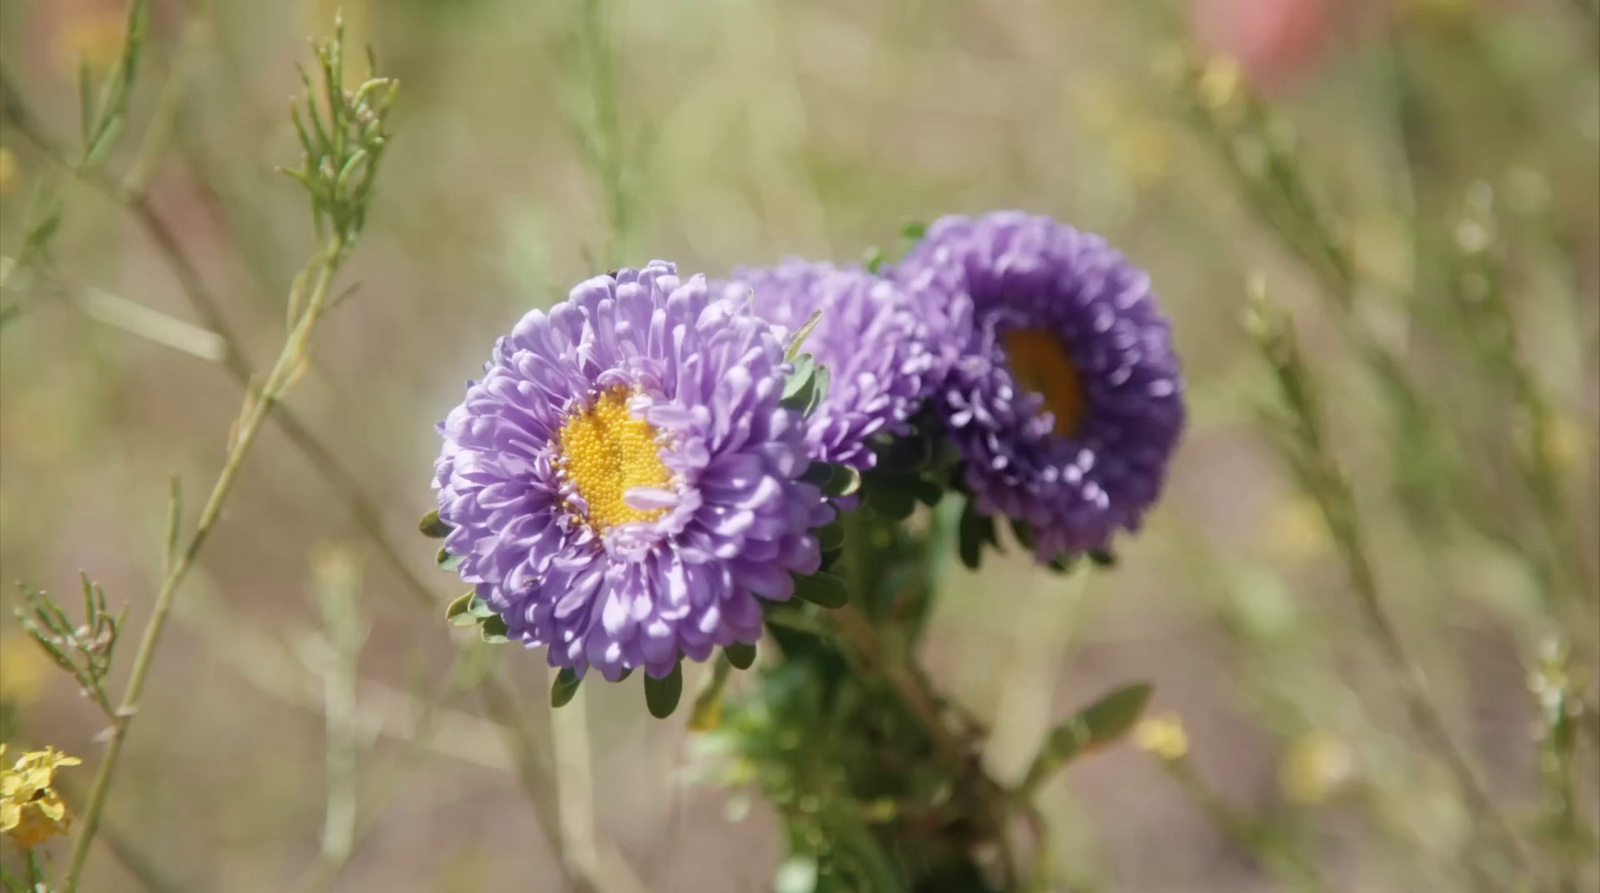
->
<box><xmin>0</xmin><ymin>0</ymin><xmax>1596</xmax><ymax>891</ymax></box>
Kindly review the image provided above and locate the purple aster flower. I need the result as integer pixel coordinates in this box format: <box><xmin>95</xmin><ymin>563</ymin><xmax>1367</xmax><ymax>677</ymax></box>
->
<box><xmin>892</xmin><ymin>212</ymin><xmax>1185</xmax><ymax>560</ymax></box>
<box><xmin>718</xmin><ymin>260</ymin><xmax>941</xmax><ymax>472</ymax></box>
<box><xmin>433</xmin><ymin>261</ymin><xmax>832</xmax><ymax>681</ymax></box>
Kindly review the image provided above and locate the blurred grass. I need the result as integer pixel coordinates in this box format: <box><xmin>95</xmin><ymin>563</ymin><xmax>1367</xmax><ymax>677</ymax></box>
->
<box><xmin>1</xmin><ymin>0</ymin><xmax>1596</xmax><ymax>891</ymax></box>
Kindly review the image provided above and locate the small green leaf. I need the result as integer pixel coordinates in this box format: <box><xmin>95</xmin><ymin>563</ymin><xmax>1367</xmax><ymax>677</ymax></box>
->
<box><xmin>644</xmin><ymin>662</ymin><xmax>684</xmax><ymax>719</ymax></box>
<box><xmin>901</xmin><ymin>220</ymin><xmax>928</xmax><ymax>244</ymax></box>
<box><xmin>792</xmin><ymin>572</ymin><xmax>848</xmax><ymax>609</ymax></box>
<box><xmin>799</xmin><ymin>461</ymin><xmax>834</xmax><ymax>487</ymax></box>
<box><xmin>550</xmin><ymin>667</ymin><xmax>582</xmax><ymax>708</ymax></box>
<box><xmin>784</xmin><ymin>354</ymin><xmax>816</xmax><ymax>396</ymax></box>
<box><xmin>866</xmin><ymin>478</ymin><xmax>916</xmax><ymax>520</ymax></box>
<box><xmin>863</xmin><ymin>246</ymin><xmax>888</xmax><ymax>273</ymax></box>
<box><xmin>819</xmin><ymin>547</ymin><xmax>843</xmax><ymax>572</ymax></box>
<box><xmin>419</xmin><ymin>509</ymin><xmax>453</xmax><ymax>538</ymax></box>
<box><xmin>1020</xmin><ymin>682</ymin><xmax>1153</xmax><ymax>794</ymax></box>
<box><xmin>784</xmin><ymin>312</ymin><xmax>824</xmax><ymax>362</ymax></box>
<box><xmin>911</xmin><ymin>477</ymin><xmax>943</xmax><ymax>507</ymax></box>
<box><xmin>807</xmin><ymin>366</ymin><xmax>831</xmax><ymax>416</ymax></box>
<box><xmin>1089</xmin><ymin>549</ymin><xmax>1117</xmax><ymax>568</ymax></box>
<box><xmin>813</xmin><ymin>519</ymin><xmax>844</xmax><ymax>552</ymax></box>
<box><xmin>478</xmin><ymin>613</ymin><xmax>509</xmax><ymax>644</ymax></box>
<box><xmin>1077</xmin><ymin>682</ymin><xmax>1152</xmax><ymax>745</ymax></box>
<box><xmin>436</xmin><ymin>548</ymin><xmax>464</xmax><ymax>572</ymax></box>
<box><xmin>781</xmin><ymin>361</ymin><xmax>817</xmax><ymax>413</ymax></box>
<box><xmin>1010</xmin><ymin>518</ymin><xmax>1036</xmax><ymax>552</ymax></box>
<box><xmin>445</xmin><ymin>591</ymin><xmax>478</xmax><ymax>627</ymax></box>
<box><xmin>823</xmin><ymin>464</ymin><xmax>861</xmax><ymax>498</ymax></box>
<box><xmin>725</xmin><ymin>642</ymin><xmax>757</xmax><ymax>670</ymax></box>
<box><xmin>876</xmin><ymin>434</ymin><xmax>932</xmax><ymax>475</ymax></box>
<box><xmin>957</xmin><ymin>500</ymin><xmax>985</xmax><ymax>570</ymax></box>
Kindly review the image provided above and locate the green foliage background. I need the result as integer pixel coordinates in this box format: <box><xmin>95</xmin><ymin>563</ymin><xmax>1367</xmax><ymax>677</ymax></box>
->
<box><xmin>0</xmin><ymin>0</ymin><xmax>1595</xmax><ymax>891</ymax></box>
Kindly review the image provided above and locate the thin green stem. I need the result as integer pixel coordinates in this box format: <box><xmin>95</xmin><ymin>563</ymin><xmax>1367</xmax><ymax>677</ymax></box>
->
<box><xmin>1163</xmin><ymin>759</ymin><xmax>1336</xmax><ymax>893</ymax></box>
<box><xmin>3</xmin><ymin>81</ymin><xmax>634</xmax><ymax>893</ymax></box>
<box><xmin>1250</xmin><ymin>300</ymin><xmax>1537</xmax><ymax>884</ymax></box>
<box><xmin>64</xmin><ymin>237</ymin><xmax>346</xmax><ymax>890</ymax></box>
<box><xmin>22</xmin><ymin>851</ymin><xmax>44</xmax><ymax>891</ymax></box>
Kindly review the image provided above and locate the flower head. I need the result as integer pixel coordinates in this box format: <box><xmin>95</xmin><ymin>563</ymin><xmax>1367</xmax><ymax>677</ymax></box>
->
<box><xmin>1133</xmin><ymin>714</ymin><xmax>1190</xmax><ymax>762</ymax></box>
<box><xmin>719</xmin><ymin>260</ymin><xmax>942</xmax><ymax>471</ymax></box>
<box><xmin>434</xmin><ymin>262</ymin><xmax>830</xmax><ymax>681</ymax></box>
<box><xmin>1</xmin><ymin>744</ymin><xmax>80</xmax><ymax>849</ymax></box>
<box><xmin>893</xmin><ymin>212</ymin><xmax>1185</xmax><ymax>560</ymax></box>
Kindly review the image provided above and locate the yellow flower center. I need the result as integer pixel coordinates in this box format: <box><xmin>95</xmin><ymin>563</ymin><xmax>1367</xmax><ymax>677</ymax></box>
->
<box><xmin>557</xmin><ymin>387</ymin><xmax>673</xmax><ymax>530</ymax></box>
<box><xmin>1002</xmin><ymin>328</ymin><xmax>1088</xmax><ymax>437</ymax></box>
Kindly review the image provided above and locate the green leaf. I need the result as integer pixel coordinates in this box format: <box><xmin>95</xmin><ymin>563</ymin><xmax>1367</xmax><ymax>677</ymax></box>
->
<box><xmin>436</xmin><ymin>548</ymin><xmax>463</xmax><ymax>572</ymax></box>
<box><xmin>1020</xmin><ymin>682</ymin><xmax>1153</xmax><ymax>794</ymax></box>
<box><xmin>644</xmin><ymin>662</ymin><xmax>684</xmax><ymax>719</ymax></box>
<box><xmin>784</xmin><ymin>353</ymin><xmax>816</xmax><ymax>395</ymax></box>
<box><xmin>444</xmin><ymin>591</ymin><xmax>478</xmax><ymax>627</ymax></box>
<box><xmin>419</xmin><ymin>509</ymin><xmax>452</xmax><ymax>538</ymax></box>
<box><xmin>823</xmin><ymin>464</ymin><xmax>861</xmax><ymax>498</ymax></box>
<box><xmin>792</xmin><ymin>572</ymin><xmax>848</xmax><ymax>609</ymax></box>
<box><xmin>1089</xmin><ymin>548</ymin><xmax>1117</xmax><ymax>568</ymax></box>
<box><xmin>1010</xmin><ymin>518</ymin><xmax>1036</xmax><ymax>552</ymax></box>
<box><xmin>781</xmin><ymin>358</ymin><xmax>817</xmax><ymax>412</ymax></box>
<box><xmin>550</xmin><ymin>667</ymin><xmax>582</xmax><ymax>708</ymax></box>
<box><xmin>867</xmin><ymin>477</ymin><xmax>916</xmax><ymax>520</ymax></box>
<box><xmin>875</xmin><ymin>433</ymin><xmax>932</xmax><ymax>475</ymax></box>
<box><xmin>901</xmin><ymin>220</ymin><xmax>928</xmax><ymax>244</ymax></box>
<box><xmin>958</xmin><ymin>502</ymin><xmax>984</xmax><ymax>570</ymax></box>
<box><xmin>819</xmin><ymin>547</ymin><xmax>843</xmax><ymax>572</ymax></box>
<box><xmin>807</xmin><ymin>366</ymin><xmax>831</xmax><ymax>416</ymax></box>
<box><xmin>478</xmin><ymin>613</ymin><xmax>509</xmax><ymax>644</ymax></box>
<box><xmin>813</xmin><ymin>519</ymin><xmax>844</xmax><ymax>552</ymax></box>
<box><xmin>784</xmin><ymin>311</ymin><xmax>824</xmax><ymax>362</ymax></box>
<box><xmin>863</xmin><ymin>246</ymin><xmax>888</xmax><ymax>274</ymax></box>
<box><xmin>911</xmin><ymin>476</ymin><xmax>943</xmax><ymax>507</ymax></box>
<box><xmin>725</xmin><ymin>642</ymin><xmax>757</xmax><ymax>670</ymax></box>
<box><xmin>799</xmin><ymin>461</ymin><xmax>835</xmax><ymax>487</ymax></box>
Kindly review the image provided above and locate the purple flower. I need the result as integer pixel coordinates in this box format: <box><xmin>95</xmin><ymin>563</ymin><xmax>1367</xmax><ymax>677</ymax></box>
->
<box><xmin>719</xmin><ymin>260</ymin><xmax>941</xmax><ymax>471</ymax></box>
<box><xmin>893</xmin><ymin>212</ymin><xmax>1185</xmax><ymax>559</ymax></box>
<box><xmin>433</xmin><ymin>262</ymin><xmax>831</xmax><ymax>681</ymax></box>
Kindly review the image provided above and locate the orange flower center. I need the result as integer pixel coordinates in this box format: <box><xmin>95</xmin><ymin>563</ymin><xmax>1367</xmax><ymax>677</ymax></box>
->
<box><xmin>1002</xmin><ymin>328</ymin><xmax>1088</xmax><ymax>437</ymax></box>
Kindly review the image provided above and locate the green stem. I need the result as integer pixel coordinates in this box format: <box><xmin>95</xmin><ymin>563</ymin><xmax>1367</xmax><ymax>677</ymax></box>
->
<box><xmin>4</xmin><ymin>74</ymin><xmax>630</xmax><ymax>893</ymax></box>
<box><xmin>1166</xmin><ymin>760</ymin><xmax>1335</xmax><ymax>893</ymax></box>
<box><xmin>63</xmin><ymin>237</ymin><xmax>346</xmax><ymax>891</ymax></box>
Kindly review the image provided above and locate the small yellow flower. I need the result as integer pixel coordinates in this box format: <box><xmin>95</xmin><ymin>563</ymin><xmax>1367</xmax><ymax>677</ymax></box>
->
<box><xmin>1134</xmin><ymin>713</ymin><xmax>1190</xmax><ymax>762</ymax></box>
<box><xmin>1279</xmin><ymin>731</ymin><xmax>1355</xmax><ymax>804</ymax></box>
<box><xmin>0</xmin><ymin>744</ymin><xmax>81</xmax><ymax>849</ymax></box>
<box><xmin>1197</xmin><ymin>56</ymin><xmax>1244</xmax><ymax>112</ymax></box>
<box><xmin>1262</xmin><ymin>493</ymin><xmax>1331</xmax><ymax>562</ymax></box>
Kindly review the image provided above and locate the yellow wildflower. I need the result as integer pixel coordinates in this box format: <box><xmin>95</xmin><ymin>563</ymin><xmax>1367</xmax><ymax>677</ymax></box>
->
<box><xmin>1279</xmin><ymin>731</ymin><xmax>1355</xmax><ymax>804</ymax></box>
<box><xmin>1133</xmin><ymin>713</ymin><xmax>1190</xmax><ymax>761</ymax></box>
<box><xmin>1197</xmin><ymin>56</ymin><xmax>1244</xmax><ymax>112</ymax></box>
<box><xmin>0</xmin><ymin>744</ymin><xmax>81</xmax><ymax>849</ymax></box>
